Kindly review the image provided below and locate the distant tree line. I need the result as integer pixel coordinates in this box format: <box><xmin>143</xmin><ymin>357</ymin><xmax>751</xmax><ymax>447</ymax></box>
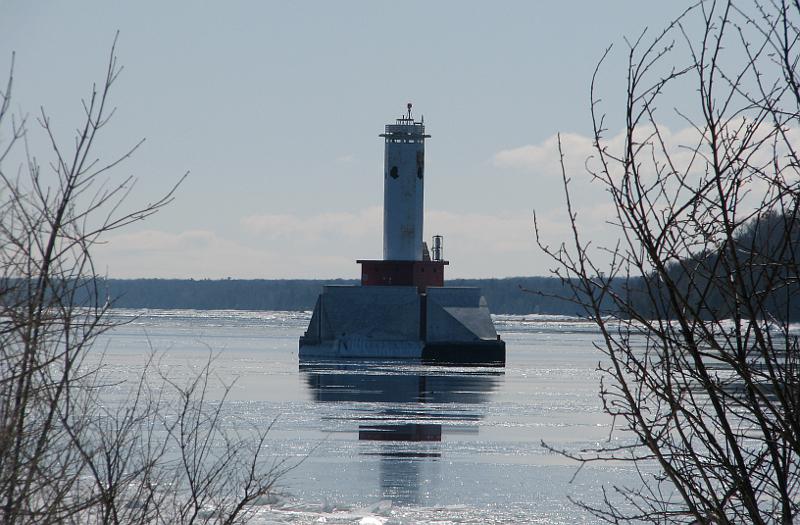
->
<box><xmin>47</xmin><ymin>206</ymin><xmax>800</xmax><ymax>318</ymax></box>
<box><xmin>99</xmin><ymin>278</ymin><xmax>357</xmax><ymax>311</ymax></box>
<box><xmin>91</xmin><ymin>277</ymin><xmax>587</xmax><ymax>315</ymax></box>
<box><xmin>624</xmin><ymin>209</ymin><xmax>800</xmax><ymax>322</ymax></box>
<box><xmin>35</xmin><ymin>207</ymin><xmax>800</xmax><ymax>318</ymax></box>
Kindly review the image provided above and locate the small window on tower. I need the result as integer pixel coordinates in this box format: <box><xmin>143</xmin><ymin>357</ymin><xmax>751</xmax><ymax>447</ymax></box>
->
<box><xmin>390</xmin><ymin>166</ymin><xmax>399</xmax><ymax>179</ymax></box>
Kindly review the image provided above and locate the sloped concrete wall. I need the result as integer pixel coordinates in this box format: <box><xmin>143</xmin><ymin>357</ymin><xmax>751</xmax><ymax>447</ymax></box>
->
<box><xmin>303</xmin><ymin>295</ymin><xmax>322</xmax><ymax>342</ymax></box>
<box><xmin>426</xmin><ymin>287</ymin><xmax>498</xmax><ymax>343</ymax></box>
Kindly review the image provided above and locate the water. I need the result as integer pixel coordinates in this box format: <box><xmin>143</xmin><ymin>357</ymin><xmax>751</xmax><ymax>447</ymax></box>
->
<box><xmin>95</xmin><ymin>309</ymin><xmax>636</xmax><ymax>524</ymax></box>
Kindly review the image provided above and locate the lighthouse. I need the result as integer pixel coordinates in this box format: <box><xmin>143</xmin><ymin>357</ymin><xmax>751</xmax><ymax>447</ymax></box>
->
<box><xmin>357</xmin><ymin>104</ymin><xmax>448</xmax><ymax>291</ymax></box>
<box><xmin>383</xmin><ymin>103</ymin><xmax>427</xmax><ymax>261</ymax></box>
<box><xmin>299</xmin><ymin>106</ymin><xmax>505</xmax><ymax>364</ymax></box>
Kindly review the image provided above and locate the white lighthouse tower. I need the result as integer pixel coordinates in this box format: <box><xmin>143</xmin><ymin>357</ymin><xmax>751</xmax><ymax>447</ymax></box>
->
<box><xmin>381</xmin><ymin>103</ymin><xmax>429</xmax><ymax>261</ymax></box>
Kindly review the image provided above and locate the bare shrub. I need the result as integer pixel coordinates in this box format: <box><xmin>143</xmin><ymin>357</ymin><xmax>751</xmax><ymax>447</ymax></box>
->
<box><xmin>0</xmin><ymin>37</ymin><xmax>285</xmax><ymax>524</ymax></box>
<box><xmin>537</xmin><ymin>1</ymin><xmax>800</xmax><ymax>523</ymax></box>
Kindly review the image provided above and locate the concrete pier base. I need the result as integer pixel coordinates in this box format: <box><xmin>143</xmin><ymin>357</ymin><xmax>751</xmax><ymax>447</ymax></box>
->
<box><xmin>299</xmin><ymin>285</ymin><xmax>505</xmax><ymax>365</ymax></box>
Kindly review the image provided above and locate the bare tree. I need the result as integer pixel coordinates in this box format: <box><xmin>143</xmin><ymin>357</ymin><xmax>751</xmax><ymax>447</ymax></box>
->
<box><xmin>0</xmin><ymin>37</ymin><xmax>286</xmax><ymax>524</ymax></box>
<box><xmin>536</xmin><ymin>1</ymin><xmax>800</xmax><ymax>523</ymax></box>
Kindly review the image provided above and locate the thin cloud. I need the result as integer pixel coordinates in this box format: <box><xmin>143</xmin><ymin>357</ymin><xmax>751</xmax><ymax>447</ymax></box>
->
<box><xmin>240</xmin><ymin>206</ymin><xmax>381</xmax><ymax>241</ymax></box>
<box><xmin>99</xmin><ymin>229</ymin><xmax>219</xmax><ymax>253</ymax></box>
<box><xmin>493</xmin><ymin>132</ymin><xmax>595</xmax><ymax>174</ymax></box>
<box><xmin>95</xmin><ymin>228</ymin><xmax>356</xmax><ymax>279</ymax></box>
<box><xmin>94</xmin><ymin>207</ymin><xmax>573</xmax><ymax>278</ymax></box>
<box><xmin>336</xmin><ymin>154</ymin><xmax>356</xmax><ymax>163</ymax></box>
<box><xmin>94</xmin><ymin>122</ymin><xmax>798</xmax><ymax>279</ymax></box>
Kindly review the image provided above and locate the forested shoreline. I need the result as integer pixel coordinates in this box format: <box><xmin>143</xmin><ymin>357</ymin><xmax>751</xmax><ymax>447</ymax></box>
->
<box><xmin>98</xmin><ymin>277</ymin><xmax>584</xmax><ymax>315</ymax></box>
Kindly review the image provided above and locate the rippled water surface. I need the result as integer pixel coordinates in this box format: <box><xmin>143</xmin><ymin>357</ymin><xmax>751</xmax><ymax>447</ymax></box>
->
<box><xmin>95</xmin><ymin>309</ymin><xmax>634</xmax><ymax>524</ymax></box>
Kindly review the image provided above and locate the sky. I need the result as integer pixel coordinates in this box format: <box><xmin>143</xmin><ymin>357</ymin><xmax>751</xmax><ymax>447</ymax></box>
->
<box><xmin>0</xmin><ymin>1</ymin><xmax>693</xmax><ymax>279</ymax></box>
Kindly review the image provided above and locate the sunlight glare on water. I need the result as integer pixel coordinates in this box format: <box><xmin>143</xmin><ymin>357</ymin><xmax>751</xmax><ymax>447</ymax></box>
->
<box><xmin>94</xmin><ymin>309</ymin><xmax>637</xmax><ymax>524</ymax></box>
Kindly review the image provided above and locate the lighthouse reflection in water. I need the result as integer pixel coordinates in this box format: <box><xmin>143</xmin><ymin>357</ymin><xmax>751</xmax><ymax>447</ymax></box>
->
<box><xmin>300</xmin><ymin>360</ymin><xmax>502</xmax><ymax>504</ymax></box>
